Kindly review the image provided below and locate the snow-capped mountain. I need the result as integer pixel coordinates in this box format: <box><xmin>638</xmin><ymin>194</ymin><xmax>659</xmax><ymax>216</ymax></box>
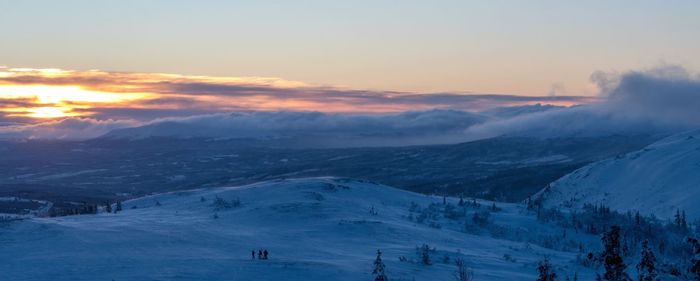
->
<box><xmin>536</xmin><ymin>129</ymin><xmax>700</xmax><ymax>220</ymax></box>
<box><xmin>1</xmin><ymin>178</ymin><xmax>597</xmax><ymax>281</ymax></box>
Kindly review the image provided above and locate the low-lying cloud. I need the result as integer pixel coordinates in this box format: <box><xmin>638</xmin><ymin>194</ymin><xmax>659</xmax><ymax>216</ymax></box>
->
<box><xmin>2</xmin><ymin>65</ymin><xmax>699</xmax><ymax>146</ymax></box>
<box><xmin>103</xmin><ymin>110</ymin><xmax>491</xmax><ymax>147</ymax></box>
<box><xmin>0</xmin><ymin>118</ymin><xmax>136</xmax><ymax>140</ymax></box>
<box><xmin>464</xmin><ymin>65</ymin><xmax>700</xmax><ymax>139</ymax></box>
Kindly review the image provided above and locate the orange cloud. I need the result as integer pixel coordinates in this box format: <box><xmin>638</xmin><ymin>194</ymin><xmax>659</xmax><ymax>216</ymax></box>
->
<box><xmin>0</xmin><ymin>66</ymin><xmax>595</xmax><ymax>122</ymax></box>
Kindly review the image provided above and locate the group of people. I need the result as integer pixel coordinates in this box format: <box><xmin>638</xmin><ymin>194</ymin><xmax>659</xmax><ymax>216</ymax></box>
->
<box><xmin>252</xmin><ymin>249</ymin><xmax>269</xmax><ymax>260</ymax></box>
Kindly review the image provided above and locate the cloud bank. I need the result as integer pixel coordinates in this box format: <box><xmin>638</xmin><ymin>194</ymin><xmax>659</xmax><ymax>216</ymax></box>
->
<box><xmin>0</xmin><ymin>118</ymin><xmax>136</xmax><ymax>140</ymax></box>
<box><xmin>105</xmin><ymin>65</ymin><xmax>700</xmax><ymax>145</ymax></box>
<box><xmin>102</xmin><ymin>110</ymin><xmax>491</xmax><ymax>147</ymax></box>
<box><xmin>2</xmin><ymin>65</ymin><xmax>699</xmax><ymax>145</ymax></box>
<box><xmin>0</xmin><ymin>66</ymin><xmax>588</xmax><ymax>122</ymax></box>
<box><xmin>464</xmin><ymin>65</ymin><xmax>700</xmax><ymax>139</ymax></box>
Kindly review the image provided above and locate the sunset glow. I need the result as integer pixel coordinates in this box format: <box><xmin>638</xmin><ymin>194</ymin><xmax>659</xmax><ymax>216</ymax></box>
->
<box><xmin>0</xmin><ymin>67</ymin><xmax>593</xmax><ymax>122</ymax></box>
<box><xmin>0</xmin><ymin>85</ymin><xmax>136</xmax><ymax>104</ymax></box>
<box><xmin>25</xmin><ymin>106</ymin><xmax>78</xmax><ymax>118</ymax></box>
<box><xmin>0</xmin><ymin>83</ymin><xmax>150</xmax><ymax>119</ymax></box>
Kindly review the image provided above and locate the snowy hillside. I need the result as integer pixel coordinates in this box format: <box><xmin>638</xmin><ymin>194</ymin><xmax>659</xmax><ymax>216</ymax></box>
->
<box><xmin>536</xmin><ymin>129</ymin><xmax>700</xmax><ymax>220</ymax></box>
<box><xmin>0</xmin><ymin>178</ymin><xmax>599</xmax><ymax>281</ymax></box>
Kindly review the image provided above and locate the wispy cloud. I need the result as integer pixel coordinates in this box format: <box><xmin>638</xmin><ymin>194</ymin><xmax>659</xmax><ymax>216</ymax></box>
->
<box><xmin>0</xmin><ymin>66</ymin><xmax>601</xmax><ymax>141</ymax></box>
<box><xmin>0</xmin><ymin>66</ymin><xmax>592</xmax><ymax>122</ymax></box>
<box><xmin>0</xmin><ymin>118</ymin><xmax>136</xmax><ymax>140</ymax></box>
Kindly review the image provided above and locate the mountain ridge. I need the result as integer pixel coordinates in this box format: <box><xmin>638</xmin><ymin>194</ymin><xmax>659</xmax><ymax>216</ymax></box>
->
<box><xmin>535</xmin><ymin>129</ymin><xmax>700</xmax><ymax>220</ymax></box>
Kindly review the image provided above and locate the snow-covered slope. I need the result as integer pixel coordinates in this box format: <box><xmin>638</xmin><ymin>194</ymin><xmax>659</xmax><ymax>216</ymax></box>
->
<box><xmin>0</xmin><ymin>178</ymin><xmax>596</xmax><ymax>281</ymax></box>
<box><xmin>537</xmin><ymin>130</ymin><xmax>700</xmax><ymax>220</ymax></box>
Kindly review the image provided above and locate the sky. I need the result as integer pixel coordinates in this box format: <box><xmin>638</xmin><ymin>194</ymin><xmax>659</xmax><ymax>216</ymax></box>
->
<box><xmin>2</xmin><ymin>1</ymin><xmax>699</xmax><ymax>95</ymax></box>
<box><xmin>1</xmin><ymin>1</ymin><xmax>700</xmax><ymax>140</ymax></box>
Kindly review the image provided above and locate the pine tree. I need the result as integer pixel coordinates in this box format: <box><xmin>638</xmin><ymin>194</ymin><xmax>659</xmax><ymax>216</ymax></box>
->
<box><xmin>636</xmin><ymin>240</ymin><xmax>656</xmax><ymax>281</ymax></box>
<box><xmin>454</xmin><ymin>258</ymin><xmax>473</xmax><ymax>281</ymax></box>
<box><xmin>115</xmin><ymin>201</ymin><xmax>123</xmax><ymax>213</ymax></box>
<box><xmin>536</xmin><ymin>257</ymin><xmax>557</xmax><ymax>281</ymax></box>
<box><xmin>526</xmin><ymin>196</ymin><xmax>532</xmax><ymax>209</ymax></box>
<box><xmin>105</xmin><ymin>202</ymin><xmax>112</xmax><ymax>213</ymax></box>
<box><xmin>420</xmin><ymin>244</ymin><xmax>432</xmax><ymax>265</ymax></box>
<box><xmin>600</xmin><ymin>226</ymin><xmax>630</xmax><ymax>281</ymax></box>
<box><xmin>372</xmin><ymin>249</ymin><xmax>388</xmax><ymax>281</ymax></box>
<box><xmin>442</xmin><ymin>253</ymin><xmax>450</xmax><ymax>264</ymax></box>
<box><xmin>688</xmin><ymin>238</ymin><xmax>700</xmax><ymax>281</ymax></box>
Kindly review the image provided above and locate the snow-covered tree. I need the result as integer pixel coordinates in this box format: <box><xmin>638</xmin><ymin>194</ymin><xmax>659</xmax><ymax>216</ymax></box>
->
<box><xmin>416</xmin><ymin>244</ymin><xmax>435</xmax><ymax>265</ymax></box>
<box><xmin>600</xmin><ymin>226</ymin><xmax>630</xmax><ymax>281</ymax></box>
<box><xmin>442</xmin><ymin>253</ymin><xmax>450</xmax><ymax>264</ymax></box>
<box><xmin>472</xmin><ymin>211</ymin><xmax>490</xmax><ymax>226</ymax></box>
<box><xmin>369</xmin><ymin>205</ymin><xmax>377</xmax><ymax>215</ymax></box>
<box><xmin>688</xmin><ymin>238</ymin><xmax>700</xmax><ymax>280</ymax></box>
<box><xmin>636</xmin><ymin>240</ymin><xmax>656</xmax><ymax>281</ymax></box>
<box><xmin>419</xmin><ymin>244</ymin><xmax>432</xmax><ymax>265</ymax></box>
<box><xmin>536</xmin><ymin>257</ymin><xmax>557</xmax><ymax>281</ymax></box>
<box><xmin>454</xmin><ymin>258</ymin><xmax>473</xmax><ymax>281</ymax></box>
<box><xmin>372</xmin><ymin>249</ymin><xmax>388</xmax><ymax>281</ymax></box>
<box><xmin>673</xmin><ymin>209</ymin><xmax>689</xmax><ymax>231</ymax></box>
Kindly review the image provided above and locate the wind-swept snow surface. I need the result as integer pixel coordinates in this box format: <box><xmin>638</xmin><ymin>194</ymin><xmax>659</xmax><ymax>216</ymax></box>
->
<box><xmin>537</xmin><ymin>129</ymin><xmax>700</xmax><ymax>220</ymax></box>
<box><xmin>1</xmin><ymin>178</ymin><xmax>596</xmax><ymax>281</ymax></box>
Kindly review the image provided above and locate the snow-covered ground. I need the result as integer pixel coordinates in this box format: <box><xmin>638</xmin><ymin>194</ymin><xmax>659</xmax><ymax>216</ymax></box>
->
<box><xmin>537</xmin><ymin>129</ymin><xmax>700</xmax><ymax>220</ymax></box>
<box><xmin>0</xmin><ymin>178</ymin><xmax>598</xmax><ymax>281</ymax></box>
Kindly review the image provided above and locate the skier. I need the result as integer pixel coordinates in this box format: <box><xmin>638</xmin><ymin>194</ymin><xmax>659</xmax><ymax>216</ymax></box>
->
<box><xmin>251</xmin><ymin>250</ymin><xmax>256</xmax><ymax>260</ymax></box>
<box><xmin>263</xmin><ymin>249</ymin><xmax>269</xmax><ymax>260</ymax></box>
<box><xmin>258</xmin><ymin>249</ymin><xmax>263</xmax><ymax>259</ymax></box>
